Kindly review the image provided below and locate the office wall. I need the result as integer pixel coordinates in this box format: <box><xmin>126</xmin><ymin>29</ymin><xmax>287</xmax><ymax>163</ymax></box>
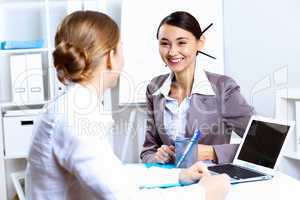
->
<box><xmin>107</xmin><ymin>0</ymin><xmax>300</xmax><ymax>175</ymax></box>
<box><xmin>106</xmin><ymin>0</ymin><xmax>144</xmax><ymax>163</ymax></box>
<box><xmin>224</xmin><ymin>0</ymin><xmax>300</xmax><ymax>116</ymax></box>
<box><xmin>223</xmin><ymin>0</ymin><xmax>300</xmax><ymax>178</ymax></box>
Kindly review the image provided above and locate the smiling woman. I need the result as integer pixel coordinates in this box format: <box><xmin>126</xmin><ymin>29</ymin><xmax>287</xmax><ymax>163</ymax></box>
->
<box><xmin>140</xmin><ymin>11</ymin><xmax>254</xmax><ymax>165</ymax></box>
<box><xmin>119</xmin><ymin>0</ymin><xmax>225</xmax><ymax>105</ymax></box>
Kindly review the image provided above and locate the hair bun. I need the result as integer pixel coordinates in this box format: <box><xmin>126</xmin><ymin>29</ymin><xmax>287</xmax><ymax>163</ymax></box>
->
<box><xmin>53</xmin><ymin>41</ymin><xmax>90</xmax><ymax>83</ymax></box>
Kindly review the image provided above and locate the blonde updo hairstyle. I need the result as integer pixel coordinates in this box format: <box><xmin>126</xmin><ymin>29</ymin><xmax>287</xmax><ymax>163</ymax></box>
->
<box><xmin>53</xmin><ymin>11</ymin><xmax>120</xmax><ymax>84</ymax></box>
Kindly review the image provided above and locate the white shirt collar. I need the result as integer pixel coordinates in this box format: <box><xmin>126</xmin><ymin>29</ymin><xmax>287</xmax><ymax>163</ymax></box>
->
<box><xmin>153</xmin><ymin>61</ymin><xmax>215</xmax><ymax>96</ymax></box>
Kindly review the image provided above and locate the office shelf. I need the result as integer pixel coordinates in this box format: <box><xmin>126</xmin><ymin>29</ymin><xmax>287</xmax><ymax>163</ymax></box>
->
<box><xmin>276</xmin><ymin>88</ymin><xmax>300</xmax><ymax>181</ymax></box>
<box><xmin>0</xmin><ymin>101</ymin><xmax>47</xmax><ymax>107</ymax></box>
<box><xmin>4</xmin><ymin>155</ymin><xmax>27</xmax><ymax>160</ymax></box>
<box><xmin>0</xmin><ymin>48</ymin><xmax>49</xmax><ymax>55</ymax></box>
<box><xmin>284</xmin><ymin>151</ymin><xmax>300</xmax><ymax>160</ymax></box>
<box><xmin>276</xmin><ymin>88</ymin><xmax>300</xmax><ymax>160</ymax></box>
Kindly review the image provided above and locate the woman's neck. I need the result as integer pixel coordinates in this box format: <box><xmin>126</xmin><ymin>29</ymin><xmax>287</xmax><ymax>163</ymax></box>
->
<box><xmin>80</xmin><ymin>76</ymin><xmax>108</xmax><ymax>99</ymax></box>
<box><xmin>173</xmin><ymin>63</ymin><xmax>196</xmax><ymax>95</ymax></box>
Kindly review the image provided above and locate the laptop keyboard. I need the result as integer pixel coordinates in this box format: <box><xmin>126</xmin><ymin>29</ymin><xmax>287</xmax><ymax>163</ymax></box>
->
<box><xmin>208</xmin><ymin>164</ymin><xmax>266</xmax><ymax>180</ymax></box>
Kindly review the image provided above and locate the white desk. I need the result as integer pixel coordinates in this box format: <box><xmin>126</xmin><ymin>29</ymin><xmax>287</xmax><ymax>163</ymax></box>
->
<box><xmin>128</xmin><ymin>164</ymin><xmax>300</xmax><ymax>200</ymax></box>
<box><xmin>227</xmin><ymin>173</ymin><xmax>300</xmax><ymax>200</ymax></box>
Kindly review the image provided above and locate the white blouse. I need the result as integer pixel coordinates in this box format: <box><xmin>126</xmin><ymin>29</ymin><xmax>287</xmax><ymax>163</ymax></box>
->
<box><xmin>25</xmin><ymin>83</ymin><xmax>205</xmax><ymax>200</ymax></box>
<box><xmin>153</xmin><ymin>62</ymin><xmax>215</xmax><ymax>141</ymax></box>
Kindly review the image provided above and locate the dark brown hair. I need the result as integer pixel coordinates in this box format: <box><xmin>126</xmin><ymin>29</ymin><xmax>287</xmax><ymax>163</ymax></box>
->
<box><xmin>156</xmin><ymin>11</ymin><xmax>202</xmax><ymax>40</ymax></box>
<box><xmin>53</xmin><ymin>11</ymin><xmax>120</xmax><ymax>84</ymax></box>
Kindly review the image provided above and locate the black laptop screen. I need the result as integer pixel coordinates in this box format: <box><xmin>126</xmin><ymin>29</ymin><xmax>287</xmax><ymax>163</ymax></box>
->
<box><xmin>237</xmin><ymin>120</ymin><xmax>290</xmax><ymax>168</ymax></box>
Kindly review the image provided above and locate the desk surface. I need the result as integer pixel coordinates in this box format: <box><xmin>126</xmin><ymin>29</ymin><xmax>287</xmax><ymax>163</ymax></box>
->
<box><xmin>128</xmin><ymin>164</ymin><xmax>300</xmax><ymax>200</ymax></box>
<box><xmin>227</xmin><ymin>173</ymin><xmax>300</xmax><ymax>200</ymax></box>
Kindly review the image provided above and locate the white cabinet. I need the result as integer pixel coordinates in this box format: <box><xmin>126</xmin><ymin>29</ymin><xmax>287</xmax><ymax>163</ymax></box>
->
<box><xmin>3</xmin><ymin>115</ymin><xmax>37</xmax><ymax>158</ymax></box>
<box><xmin>0</xmin><ymin>1</ymin><xmax>107</xmax><ymax>199</ymax></box>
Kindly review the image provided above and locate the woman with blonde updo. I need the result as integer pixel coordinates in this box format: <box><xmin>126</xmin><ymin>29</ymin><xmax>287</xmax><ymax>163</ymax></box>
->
<box><xmin>25</xmin><ymin>11</ymin><xmax>230</xmax><ymax>200</ymax></box>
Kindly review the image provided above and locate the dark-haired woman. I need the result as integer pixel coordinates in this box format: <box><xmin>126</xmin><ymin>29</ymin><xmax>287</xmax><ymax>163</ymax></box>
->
<box><xmin>140</xmin><ymin>11</ymin><xmax>254</xmax><ymax>164</ymax></box>
<box><xmin>26</xmin><ymin>10</ymin><xmax>230</xmax><ymax>200</ymax></box>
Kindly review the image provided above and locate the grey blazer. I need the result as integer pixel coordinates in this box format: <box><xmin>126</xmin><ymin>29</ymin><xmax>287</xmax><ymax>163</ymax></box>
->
<box><xmin>140</xmin><ymin>71</ymin><xmax>254</xmax><ymax>164</ymax></box>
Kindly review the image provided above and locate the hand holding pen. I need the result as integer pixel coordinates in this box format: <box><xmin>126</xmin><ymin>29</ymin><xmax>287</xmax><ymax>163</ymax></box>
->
<box><xmin>155</xmin><ymin>145</ymin><xmax>175</xmax><ymax>164</ymax></box>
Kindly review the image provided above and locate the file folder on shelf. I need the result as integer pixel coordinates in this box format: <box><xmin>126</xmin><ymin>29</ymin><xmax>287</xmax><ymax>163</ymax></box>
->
<box><xmin>1</xmin><ymin>40</ymin><xmax>44</xmax><ymax>50</ymax></box>
<box><xmin>10</xmin><ymin>53</ymin><xmax>44</xmax><ymax>105</ymax></box>
<box><xmin>10</xmin><ymin>55</ymin><xmax>28</xmax><ymax>104</ymax></box>
<box><xmin>26</xmin><ymin>53</ymin><xmax>44</xmax><ymax>103</ymax></box>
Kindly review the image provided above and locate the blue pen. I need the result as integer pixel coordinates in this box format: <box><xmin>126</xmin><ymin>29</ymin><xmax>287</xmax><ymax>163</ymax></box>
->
<box><xmin>176</xmin><ymin>129</ymin><xmax>202</xmax><ymax>168</ymax></box>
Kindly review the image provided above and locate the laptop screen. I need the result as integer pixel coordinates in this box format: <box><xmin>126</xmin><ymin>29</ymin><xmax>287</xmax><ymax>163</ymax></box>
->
<box><xmin>237</xmin><ymin>120</ymin><xmax>290</xmax><ymax>169</ymax></box>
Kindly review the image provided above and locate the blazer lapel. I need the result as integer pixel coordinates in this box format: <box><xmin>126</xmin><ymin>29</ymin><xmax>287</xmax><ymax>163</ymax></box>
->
<box><xmin>186</xmin><ymin>95</ymin><xmax>213</xmax><ymax>138</ymax></box>
<box><xmin>186</xmin><ymin>96</ymin><xmax>197</xmax><ymax>137</ymax></box>
<box><xmin>154</xmin><ymin>95</ymin><xmax>173</xmax><ymax>145</ymax></box>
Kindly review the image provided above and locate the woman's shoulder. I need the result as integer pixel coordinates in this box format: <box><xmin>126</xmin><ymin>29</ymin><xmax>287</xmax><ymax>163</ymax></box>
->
<box><xmin>146</xmin><ymin>73</ymin><xmax>170</xmax><ymax>94</ymax></box>
<box><xmin>205</xmin><ymin>71</ymin><xmax>239</xmax><ymax>89</ymax></box>
<box><xmin>205</xmin><ymin>71</ymin><xmax>234</xmax><ymax>83</ymax></box>
<box><xmin>40</xmin><ymin>88</ymin><xmax>77</xmax><ymax>129</ymax></box>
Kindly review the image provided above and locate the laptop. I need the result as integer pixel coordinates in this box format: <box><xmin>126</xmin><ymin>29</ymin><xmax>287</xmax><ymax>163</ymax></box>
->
<box><xmin>208</xmin><ymin>116</ymin><xmax>294</xmax><ymax>184</ymax></box>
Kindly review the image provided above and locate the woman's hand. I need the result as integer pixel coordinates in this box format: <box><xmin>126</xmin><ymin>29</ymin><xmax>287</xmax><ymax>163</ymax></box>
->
<box><xmin>179</xmin><ymin>161</ymin><xmax>230</xmax><ymax>200</ymax></box>
<box><xmin>179</xmin><ymin>161</ymin><xmax>210</xmax><ymax>185</ymax></box>
<box><xmin>154</xmin><ymin>145</ymin><xmax>175</xmax><ymax>164</ymax></box>
<box><xmin>200</xmin><ymin>174</ymin><xmax>231</xmax><ymax>200</ymax></box>
<box><xmin>198</xmin><ymin>144</ymin><xmax>217</xmax><ymax>161</ymax></box>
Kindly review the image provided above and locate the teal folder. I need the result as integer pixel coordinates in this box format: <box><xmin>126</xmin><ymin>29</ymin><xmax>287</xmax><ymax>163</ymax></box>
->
<box><xmin>0</xmin><ymin>40</ymin><xmax>44</xmax><ymax>50</ymax></box>
<box><xmin>144</xmin><ymin>163</ymin><xmax>176</xmax><ymax>169</ymax></box>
